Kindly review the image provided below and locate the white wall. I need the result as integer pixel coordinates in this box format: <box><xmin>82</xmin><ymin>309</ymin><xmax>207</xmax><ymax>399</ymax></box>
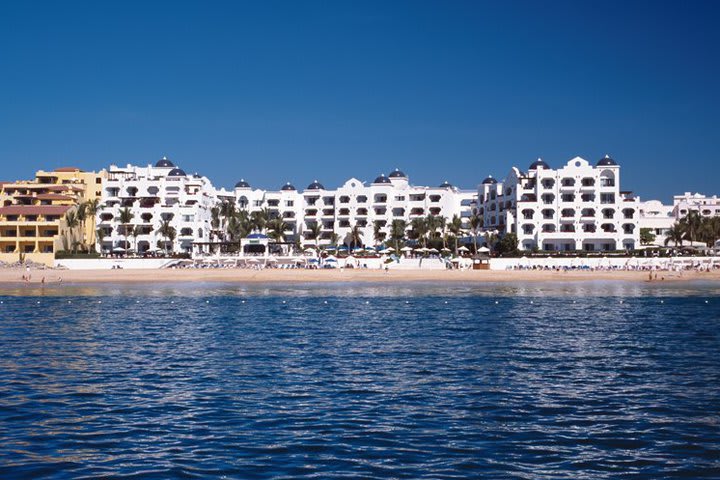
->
<box><xmin>55</xmin><ymin>258</ymin><xmax>175</xmax><ymax>270</ymax></box>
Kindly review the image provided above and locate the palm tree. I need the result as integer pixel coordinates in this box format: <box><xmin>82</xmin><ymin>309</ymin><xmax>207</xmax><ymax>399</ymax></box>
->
<box><xmin>220</xmin><ymin>201</ymin><xmax>236</xmax><ymax>231</ymax></box>
<box><xmin>96</xmin><ymin>227</ymin><xmax>106</xmax><ymax>254</ymax></box>
<box><xmin>131</xmin><ymin>225</ymin><xmax>142</xmax><ymax>253</ymax></box>
<box><xmin>410</xmin><ymin>217</ymin><xmax>428</xmax><ymax>247</ymax></box>
<box><xmin>469</xmin><ymin>213</ymin><xmax>482</xmax><ymax>253</ymax></box>
<box><xmin>664</xmin><ymin>223</ymin><xmax>685</xmax><ymax>247</ymax></box>
<box><xmin>64</xmin><ymin>210</ymin><xmax>80</xmax><ymax>253</ymax></box>
<box><xmin>210</xmin><ymin>205</ymin><xmax>221</xmax><ymax>241</ymax></box>
<box><xmin>307</xmin><ymin>222</ymin><xmax>323</xmax><ymax>249</ymax></box>
<box><xmin>267</xmin><ymin>217</ymin><xmax>288</xmax><ymax>243</ymax></box>
<box><xmin>390</xmin><ymin>219</ymin><xmax>407</xmax><ymax>253</ymax></box>
<box><xmin>83</xmin><ymin>199</ymin><xmax>100</xmax><ymax>248</ymax></box>
<box><xmin>484</xmin><ymin>231</ymin><xmax>498</xmax><ymax>254</ymax></box>
<box><xmin>680</xmin><ymin>211</ymin><xmax>702</xmax><ymax>245</ymax></box>
<box><xmin>75</xmin><ymin>202</ymin><xmax>87</xmax><ymax>250</ymax></box>
<box><xmin>373</xmin><ymin>221</ymin><xmax>385</xmax><ymax>246</ymax></box>
<box><xmin>158</xmin><ymin>219</ymin><xmax>176</xmax><ymax>254</ymax></box>
<box><xmin>118</xmin><ymin>207</ymin><xmax>134</xmax><ymax>251</ymax></box>
<box><xmin>348</xmin><ymin>224</ymin><xmax>363</xmax><ymax>249</ymax></box>
<box><xmin>448</xmin><ymin>214</ymin><xmax>464</xmax><ymax>255</ymax></box>
<box><xmin>699</xmin><ymin>216</ymin><xmax>720</xmax><ymax>247</ymax></box>
<box><xmin>250</xmin><ymin>208</ymin><xmax>269</xmax><ymax>233</ymax></box>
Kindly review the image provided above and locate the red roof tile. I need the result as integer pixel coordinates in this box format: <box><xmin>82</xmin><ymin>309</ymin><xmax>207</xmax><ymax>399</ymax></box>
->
<box><xmin>0</xmin><ymin>205</ymin><xmax>72</xmax><ymax>216</ymax></box>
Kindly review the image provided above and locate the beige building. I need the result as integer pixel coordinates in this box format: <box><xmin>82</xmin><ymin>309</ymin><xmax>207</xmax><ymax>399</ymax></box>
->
<box><xmin>0</xmin><ymin>167</ymin><xmax>105</xmax><ymax>266</ymax></box>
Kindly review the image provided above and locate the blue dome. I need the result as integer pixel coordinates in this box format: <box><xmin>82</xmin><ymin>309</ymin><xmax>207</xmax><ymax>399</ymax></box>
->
<box><xmin>389</xmin><ymin>168</ymin><xmax>407</xmax><ymax>178</ymax></box>
<box><xmin>235</xmin><ymin>179</ymin><xmax>251</xmax><ymax>188</ymax></box>
<box><xmin>482</xmin><ymin>176</ymin><xmax>497</xmax><ymax>184</ymax></box>
<box><xmin>246</xmin><ymin>233</ymin><xmax>268</xmax><ymax>239</ymax></box>
<box><xmin>306</xmin><ymin>180</ymin><xmax>325</xmax><ymax>190</ymax></box>
<box><xmin>167</xmin><ymin>168</ymin><xmax>186</xmax><ymax>177</ymax></box>
<box><xmin>529</xmin><ymin>158</ymin><xmax>550</xmax><ymax>170</ymax></box>
<box><xmin>596</xmin><ymin>155</ymin><xmax>618</xmax><ymax>166</ymax></box>
<box><xmin>373</xmin><ymin>174</ymin><xmax>391</xmax><ymax>184</ymax></box>
<box><xmin>439</xmin><ymin>181</ymin><xmax>453</xmax><ymax>188</ymax></box>
<box><xmin>281</xmin><ymin>182</ymin><xmax>296</xmax><ymax>191</ymax></box>
<box><xmin>155</xmin><ymin>156</ymin><xmax>174</xmax><ymax>168</ymax></box>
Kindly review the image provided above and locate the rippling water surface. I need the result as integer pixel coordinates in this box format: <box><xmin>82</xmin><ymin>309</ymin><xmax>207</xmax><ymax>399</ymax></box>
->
<box><xmin>1</xmin><ymin>281</ymin><xmax>719</xmax><ymax>479</ymax></box>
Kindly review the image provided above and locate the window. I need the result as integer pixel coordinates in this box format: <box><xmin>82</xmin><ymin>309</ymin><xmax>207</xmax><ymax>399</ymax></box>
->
<box><xmin>285</xmin><ymin>200</ymin><xmax>294</xmax><ymax>207</ymax></box>
<box><xmin>600</xmin><ymin>193</ymin><xmax>615</xmax><ymax>204</ymax></box>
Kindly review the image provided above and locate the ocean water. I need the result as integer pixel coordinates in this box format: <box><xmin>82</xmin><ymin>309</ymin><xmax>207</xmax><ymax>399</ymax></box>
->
<box><xmin>1</xmin><ymin>281</ymin><xmax>719</xmax><ymax>479</ymax></box>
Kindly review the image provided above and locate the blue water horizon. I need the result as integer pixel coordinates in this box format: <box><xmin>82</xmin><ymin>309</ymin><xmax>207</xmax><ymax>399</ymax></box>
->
<box><xmin>1</xmin><ymin>282</ymin><xmax>719</xmax><ymax>479</ymax></box>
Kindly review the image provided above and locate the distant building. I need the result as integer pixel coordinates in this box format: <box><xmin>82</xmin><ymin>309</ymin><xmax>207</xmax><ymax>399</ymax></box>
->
<box><xmin>672</xmin><ymin>192</ymin><xmax>720</xmax><ymax>219</ymax></box>
<box><xmin>477</xmin><ymin>156</ymin><xmax>640</xmax><ymax>252</ymax></box>
<box><xmin>0</xmin><ymin>167</ymin><xmax>105</xmax><ymax>265</ymax></box>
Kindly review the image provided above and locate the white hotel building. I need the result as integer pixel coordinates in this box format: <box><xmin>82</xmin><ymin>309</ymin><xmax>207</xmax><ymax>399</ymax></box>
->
<box><xmin>222</xmin><ymin>169</ymin><xmax>476</xmax><ymax>248</ymax></box>
<box><xmin>98</xmin><ymin>158</ymin><xmax>476</xmax><ymax>254</ymax></box>
<box><xmin>98</xmin><ymin>158</ymin><xmax>216</xmax><ymax>254</ymax></box>
<box><xmin>672</xmin><ymin>192</ymin><xmax>720</xmax><ymax>219</ymax></box>
<box><xmin>478</xmin><ymin>156</ymin><xmax>640</xmax><ymax>252</ymax></box>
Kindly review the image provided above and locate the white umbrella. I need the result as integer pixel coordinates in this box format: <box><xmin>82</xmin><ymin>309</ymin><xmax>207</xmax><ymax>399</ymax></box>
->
<box><xmin>458</xmin><ymin>246</ymin><xmax>470</xmax><ymax>252</ymax></box>
<box><xmin>428</xmin><ymin>248</ymin><xmax>439</xmax><ymax>253</ymax></box>
<box><xmin>246</xmin><ymin>258</ymin><xmax>260</xmax><ymax>264</ymax></box>
<box><xmin>478</xmin><ymin>246</ymin><xmax>490</xmax><ymax>253</ymax></box>
<box><xmin>379</xmin><ymin>248</ymin><xmax>392</xmax><ymax>254</ymax></box>
<box><xmin>383</xmin><ymin>247</ymin><xmax>395</xmax><ymax>252</ymax></box>
<box><xmin>400</xmin><ymin>246</ymin><xmax>413</xmax><ymax>252</ymax></box>
<box><xmin>441</xmin><ymin>247</ymin><xmax>451</xmax><ymax>252</ymax></box>
<box><xmin>113</xmin><ymin>247</ymin><xmax>126</xmax><ymax>253</ymax></box>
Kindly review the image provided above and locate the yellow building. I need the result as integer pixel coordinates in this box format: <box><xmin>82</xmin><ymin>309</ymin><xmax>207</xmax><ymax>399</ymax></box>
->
<box><xmin>0</xmin><ymin>167</ymin><xmax>106</xmax><ymax>266</ymax></box>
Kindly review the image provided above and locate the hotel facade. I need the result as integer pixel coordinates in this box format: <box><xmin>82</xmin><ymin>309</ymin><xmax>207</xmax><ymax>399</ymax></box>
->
<box><xmin>0</xmin><ymin>167</ymin><xmax>104</xmax><ymax>265</ymax></box>
<box><xmin>477</xmin><ymin>156</ymin><xmax>641</xmax><ymax>252</ymax></box>
<box><xmin>223</xmin><ymin>169</ymin><xmax>476</xmax><ymax>250</ymax></box>
<box><xmin>98</xmin><ymin>158</ymin><xmax>216</xmax><ymax>255</ymax></box>
<box><xmin>96</xmin><ymin>158</ymin><xmax>476</xmax><ymax>255</ymax></box>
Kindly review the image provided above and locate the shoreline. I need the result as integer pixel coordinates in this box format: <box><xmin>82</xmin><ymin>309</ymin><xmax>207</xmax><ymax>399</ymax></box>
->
<box><xmin>2</xmin><ymin>267</ymin><xmax>719</xmax><ymax>285</ymax></box>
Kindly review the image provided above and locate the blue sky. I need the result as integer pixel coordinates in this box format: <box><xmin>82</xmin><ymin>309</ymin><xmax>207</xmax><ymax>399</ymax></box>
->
<box><xmin>1</xmin><ymin>1</ymin><xmax>718</xmax><ymax>201</ymax></box>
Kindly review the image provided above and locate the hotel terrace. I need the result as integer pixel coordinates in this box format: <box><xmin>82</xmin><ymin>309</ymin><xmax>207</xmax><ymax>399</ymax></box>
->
<box><xmin>0</xmin><ymin>167</ymin><xmax>105</xmax><ymax>265</ymax></box>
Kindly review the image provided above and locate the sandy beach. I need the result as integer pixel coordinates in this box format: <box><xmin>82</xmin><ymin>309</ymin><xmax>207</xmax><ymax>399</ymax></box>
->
<box><xmin>2</xmin><ymin>267</ymin><xmax>719</xmax><ymax>285</ymax></box>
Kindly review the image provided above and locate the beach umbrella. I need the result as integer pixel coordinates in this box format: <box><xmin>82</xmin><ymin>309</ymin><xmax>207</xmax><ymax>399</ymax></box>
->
<box><xmin>246</xmin><ymin>258</ymin><xmax>260</xmax><ymax>264</ymax></box>
<box><xmin>400</xmin><ymin>246</ymin><xmax>413</xmax><ymax>252</ymax></box>
<box><xmin>112</xmin><ymin>247</ymin><xmax>126</xmax><ymax>253</ymax></box>
<box><xmin>383</xmin><ymin>247</ymin><xmax>395</xmax><ymax>252</ymax></box>
<box><xmin>458</xmin><ymin>246</ymin><xmax>470</xmax><ymax>252</ymax></box>
<box><xmin>441</xmin><ymin>247</ymin><xmax>451</xmax><ymax>252</ymax></box>
<box><xmin>478</xmin><ymin>246</ymin><xmax>490</xmax><ymax>253</ymax></box>
<box><xmin>379</xmin><ymin>248</ymin><xmax>392</xmax><ymax>254</ymax></box>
